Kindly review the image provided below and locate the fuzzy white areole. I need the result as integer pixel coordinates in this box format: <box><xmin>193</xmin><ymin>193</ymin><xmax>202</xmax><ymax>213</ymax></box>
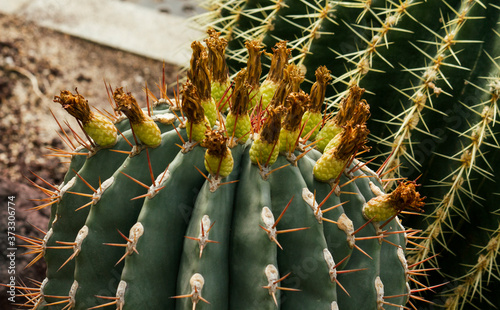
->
<box><xmin>323</xmin><ymin>248</ymin><xmax>337</xmax><ymax>283</ymax></box>
<box><xmin>147</xmin><ymin>169</ymin><xmax>170</xmax><ymax>199</ymax></box>
<box><xmin>261</xmin><ymin>206</ymin><xmax>277</xmax><ymax>243</ymax></box>
<box><xmin>67</xmin><ymin>280</ymin><xmax>79</xmax><ymax>309</ymax></box>
<box><xmin>264</xmin><ymin>264</ymin><xmax>279</xmax><ymax>298</ymax></box>
<box><xmin>302</xmin><ymin>187</ymin><xmax>323</xmax><ymax>223</ymax></box>
<box><xmin>331</xmin><ymin>301</ymin><xmax>339</xmax><ymax>310</ymax></box>
<box><xmin>189</xmin><ymin>273</ymin><xmax>205</xmax><ymax>305</ymax></box>
<box><xmin>115</xmin><ymin>280</ymin><xmax>127</xmax><ymax>309</ymax></box>
<box><xmin>58</xmin><ymin>176</ymin><xmax>76</xmax><ymax>202</ymax></box>
<box><xmin>197</xmin><ymin>215</ymin><xmax>212</xmax><ymax>256</ymax></box>
<box><xmin>375</xmin><ymin>276</ymin><xmax>385</xmax><ymax>310</ymax></box>
<box><xmin>337</xmin><ymin>213</ymin><xmax>355</xmax><ymax>248</ymax></box>
<box><xmin>92</xmin><ymin>176</ymin><xmax>114</xmax><ymax>205</ymax></box>
<box><xmin>152</xmin><ymin>112</ymin><xmax>176</xmax><ymax>125</ymax></box>
<box><xmin>125</xmin><ymin>222</ymin><xmax>144</xmax><ymax>257</ymax></box>
<box><xmin>41</xmin><ymin>228</ymin><xmax>53</xmax><ymax>256</ymax></box>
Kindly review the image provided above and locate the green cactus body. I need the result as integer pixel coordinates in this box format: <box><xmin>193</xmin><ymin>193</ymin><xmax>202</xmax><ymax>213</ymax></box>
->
<box><xmin>19</xmin><ymin>15</ymin><xmax>453</xmax><ymax>308</ymax></box>
<box><xmin>60</xmin><ymin>148</ymin><xmax>89</xmax><ymax>183</ymax></box>
<box><xmin>41</xmin><ymin>130</ymin><xmax>134</xmax><ymax>304</ymax></box>
<box><xmin>70</xmin><ymin>128</ymin><xmax>185</xmax><ymax>310</ymax></box>
<box><xmin>297</xmin><ymin>151</ymin><xmax>352</xmax><ymax>269</ymax></box>
<box><xmin>176</xmin><ymin>144</ymin><xmax>244</xmax><ymax>309</ymax></box>
<box><xmin>117</xmin><ymin>146</ymin><xmax>207</xmax><ymax>310</ymax></box>
<box><xmin>228</xmin><ymin>149</ymin><xmax>278</xmax><ymax>309</ymax></box>
<box><xmin>335</xmin><ymin>170</ymin><xmax>382</xmax><ymax>310</ymax></box>
<box><xmin>269</xmin><ymin>157</ymin><xmax>337</xmax><ymax>308</ymax></box>
<box><xmin>29</xmin><ymin>108</ymin><xmax>413</xmax><ymax>309</ymax></box>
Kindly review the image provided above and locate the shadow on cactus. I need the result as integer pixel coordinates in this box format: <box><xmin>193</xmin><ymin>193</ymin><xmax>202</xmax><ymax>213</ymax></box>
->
<box><xmin>9</xmin><ymin>26</ymin><xmax>444</xmax><ymax>310</ymax></box>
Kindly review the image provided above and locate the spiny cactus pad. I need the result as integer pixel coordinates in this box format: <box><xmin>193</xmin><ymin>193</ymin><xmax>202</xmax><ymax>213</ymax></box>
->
<box><xmin>15</xmin><ymin>34</ymin><xmax>429</xmax><ymax>309</ymax></box>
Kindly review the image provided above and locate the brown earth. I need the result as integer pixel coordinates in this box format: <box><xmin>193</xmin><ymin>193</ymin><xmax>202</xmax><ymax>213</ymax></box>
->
<box><xmin>0</xmin><ymin>13</ymin><xmax>181</xmax><ymax>309</ymax></box>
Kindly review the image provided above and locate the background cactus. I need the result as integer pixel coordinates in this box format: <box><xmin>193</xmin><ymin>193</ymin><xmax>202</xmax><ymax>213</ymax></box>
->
<box><xmin>191</xmin><ymin>0</ymin><xmax>500</xmax><ymax>308</ymax></box>
<box><xmin>12</xmin><ymin>26</ymin><xmax>434</xmax><ymax>309</ymax></box>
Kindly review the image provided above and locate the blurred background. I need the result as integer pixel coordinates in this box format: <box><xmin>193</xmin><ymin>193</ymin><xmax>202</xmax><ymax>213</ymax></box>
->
<box><xmin>0</xmin><ymin>0</ymin><xmax>204</xmax><ymax>308</ymax></box>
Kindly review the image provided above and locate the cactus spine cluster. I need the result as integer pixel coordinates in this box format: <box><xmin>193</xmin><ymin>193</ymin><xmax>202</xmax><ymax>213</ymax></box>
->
<box><xmin>193</xmin><ymin>0</ymin><xmax>500</xmax><ymax>308</ymax></box>
<box><xmin>14</xmin><ymin>25</ymin><xmax>432</xmax><ymax>309</ymax></box>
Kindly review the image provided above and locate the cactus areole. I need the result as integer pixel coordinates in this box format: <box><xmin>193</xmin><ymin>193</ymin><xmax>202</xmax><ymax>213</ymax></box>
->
<box><xmin>17</xmin><ymin>31</ymin><xmax>432</xmax><ymax>309</ymax></box>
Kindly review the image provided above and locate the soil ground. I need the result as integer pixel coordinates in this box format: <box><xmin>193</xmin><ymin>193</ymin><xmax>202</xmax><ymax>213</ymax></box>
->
<box><xmin>0</xmin><ymin>13</ymin><xmax>181</xmax><ymax>309</ymax></box>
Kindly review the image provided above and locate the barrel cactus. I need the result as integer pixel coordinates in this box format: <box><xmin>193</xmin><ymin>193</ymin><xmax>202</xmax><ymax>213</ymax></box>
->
<box><xmin>12</xmin><ymin>26</ymin><xmax>434</xmax><ymax>309</ymax></box>
<box><xmin>191</xmin><ymin>0</ymin><xmax>500</xmax><ymax>308</ymax></box>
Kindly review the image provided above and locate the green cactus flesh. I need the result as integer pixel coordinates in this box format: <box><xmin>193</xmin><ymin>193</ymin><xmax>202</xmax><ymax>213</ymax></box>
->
<box><xmin>33</xmin><ymin>136</ymin><xmax>413</xmax><ymax>309</ymax></box>
<box><xmin>18</xmin><ymin>42</ymin><xmax>428</xmax><ymax>310</ymax></box>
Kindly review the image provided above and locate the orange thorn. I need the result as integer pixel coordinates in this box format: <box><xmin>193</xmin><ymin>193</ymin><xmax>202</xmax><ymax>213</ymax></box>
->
<box><xmin>273</xmin><ymin>196</ymin><xmax>294</xmax><ymax>229</ymax></box>
<box><xmin>321</xmin><ymin>217</ymin><xmax>338</xmax><ymax>224</ymax></box>
<box><xmin>116</xmin><ymin>127</ymin><xmax>133</xmax><ymax>148</ymax></box>
<box><xmin>322</xmin><ymin>201</ymin><xmax>349</xmax><ymax>214</ymax></box>
<box><xmin>74</xmin><ymin>201</ymin><xmax>93</xmax><ymax>212</ymax></box>
<box><xmin>353</xmin><ymin>244</ymin><xmax>372</xmax><ymax>260</ymax></box>
<box><xmin>72</xmin><ymin>169</ymin><xmax>97</xmax><ymax>193</ymax></box>
<box><xmin>264</xmin><ymin>163</ymin><xmax>290</xmax><ymax>178</ymax></box>
<box><xmin>50</xmin><ymin>109</ymin><xmax>77</xmax><ymax>150</ymax></box>
<box><xmin>276</xmin><ymin>227</ymin><xmax>310</xmax><ymax>234</ymax></box>
<box><xmin>194</xmin><ymin>165</ymin><xmax>211</xmax><ymax>182</ymax></box>
<box><xmin>120</xmin><ymin>171</ymin><xmax>150</xmax><ymax>190</ymax></box>
<box><xmin>352</xmin><ymin>217</ymin><xmax>375</xmax><ymax>236</ymax></box>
